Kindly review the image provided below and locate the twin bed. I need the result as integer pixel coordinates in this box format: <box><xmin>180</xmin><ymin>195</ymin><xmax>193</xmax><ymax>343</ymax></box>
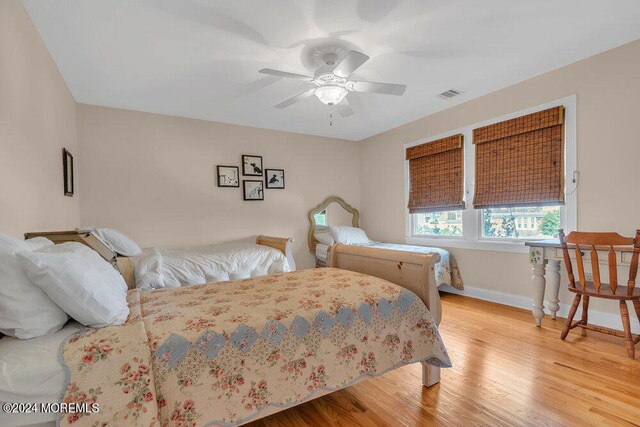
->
<box><xmin>1</xmin><ymin>220</ymin><xmax>455</xmax><ymax>426</ymax></box>
<box><xmin>310</xmin><ymin>196</ymin><xmax>464</xmax><ymax>297</ymax></box>
<box><xmin>23</xmin><ymin>230</ymin><xmax>296</xmax><ymax>290</ymax></box>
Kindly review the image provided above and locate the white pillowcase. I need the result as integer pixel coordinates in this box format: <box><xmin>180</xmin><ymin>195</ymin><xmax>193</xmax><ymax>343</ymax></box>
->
<box><xmin>17</xmin><ymin>242</ymin><xmax>129</xmax><ymax>328</ymax></box>
<box><xmin>314</xmin><ymin>229</ymin><xmax>335</xmax><ymax>246</ymax></box>
<box><xmin>328</xmin><ymin>226</ymin><xmax>372</xmax><ymax>245</ymax></box>
<box><xmin>0</xmin><ymin>234</ymin><xmax>68</xmax><ymax>339</ymax></box>
<box><xmin>92</xmin><ymin>228</ymin><xmax>142</xmax><ymax>256</ymax></box>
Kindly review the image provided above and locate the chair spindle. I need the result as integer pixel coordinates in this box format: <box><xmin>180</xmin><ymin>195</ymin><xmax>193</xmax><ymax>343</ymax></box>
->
<box><xmin>627</xmin><ymin>230</ymin><xmax>640</xmax><ymax>295</ymax></box>
<box><xmin>559</xmin><ymin>229</ymin><xmax>575</xmax><ymax>288</ymax></box>
<box><xmin>575</xmin><ymin>245</ymin><xmax>586</xmax><ymax>290</ymax></box>
<box><xmin>608</xmin><ymin>246</ymin><xmax>618</xmax><ymax>294</ymax></box>
<box><xmin>590</xmin><ymin>245</ymin><xmax>601</xmax><ymax>292</ymax></box>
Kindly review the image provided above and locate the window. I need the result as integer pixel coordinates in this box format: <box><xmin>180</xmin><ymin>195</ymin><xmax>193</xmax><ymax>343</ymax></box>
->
<box><xmin>413</xmin><ymin>210</ymin><xmax>463</xmax><ymax>236</ymax></box>
<box><xmin>482</xmin><ymin>206</ymin><xmax>561</xmax><ymax>239</ymax></box>
<box><xmin>404</xmin><ymin>96</ymin><xmax>577</xmax><ymax>252</ymax></box>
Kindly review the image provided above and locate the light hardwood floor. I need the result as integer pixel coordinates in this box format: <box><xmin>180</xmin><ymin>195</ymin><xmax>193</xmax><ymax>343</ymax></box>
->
<box><xmin>249</xmin><ymin>293</ymin><xmax>640</xmax><ymax>427</ymax></box>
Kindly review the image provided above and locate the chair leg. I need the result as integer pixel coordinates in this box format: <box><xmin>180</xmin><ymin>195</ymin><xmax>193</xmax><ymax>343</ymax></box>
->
<box><xmin>561</xmin><ymin>294</ymin><xmax>581</xmax><ymax>340</ymax></box>
<box><xmin>581</xmin><ymin>296</ymin><xmax>590</xmax><ymax>325</ymax></box>
<box><xmin>619</xmin><ymin>301</ymin><xmax>635</xmax><ymax>359</ymax></box>
<box><xmin>633</xmin><ymin>300</ymin><xmax>640</xmax><ymax>324</ymax></box>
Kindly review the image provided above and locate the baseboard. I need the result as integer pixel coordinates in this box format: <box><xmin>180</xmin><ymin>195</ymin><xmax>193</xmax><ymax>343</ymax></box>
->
<box><xmin>440</xmin><ymin>284</ymin><xmax>640</xmax><ymax>334</ymax></box>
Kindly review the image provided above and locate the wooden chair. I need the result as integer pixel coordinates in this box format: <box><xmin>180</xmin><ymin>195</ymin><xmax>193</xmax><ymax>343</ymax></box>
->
<box><xmin>558</xmin><ymin>229</ymin><xmax>640</xmax><ymax>358</ymax></box>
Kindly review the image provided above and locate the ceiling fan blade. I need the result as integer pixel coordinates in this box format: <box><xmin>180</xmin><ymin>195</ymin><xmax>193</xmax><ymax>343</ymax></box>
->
<box><xmin>259</xmin><ymin>68</ymin><xmax>312</xmax><ymax>81</ymax></box>
<box><xmin>332</xmin><ymin>51</ymin><xmax>369</xmax><ymax>78</ymax></box>
<box><xmin>274</xmin><ymin>88</ymin><xmax>316</xmax><ymax>109</ymax></box>
<box><xmin>336</xmin><ymin>99</ymin><xmax>354</xmax><ymax>118</ymax></box>
<box><xmin>352</xmin><ymin>81</ymin><xmax>406</xmax><ymax>96</ymax></box>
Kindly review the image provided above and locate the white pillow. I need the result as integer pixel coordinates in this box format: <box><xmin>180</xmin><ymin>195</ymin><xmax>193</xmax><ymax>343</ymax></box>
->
<box><xmin>314</xmin><ymin>229</ymin><xmax>335</xmax><ymax>246</ymax></box>
<box><xmin>328</xmin><ymin>226</ymin><xmax>372</xmax><ymax>245</ymax></box>
<box><xmin>17</xmin><ymin>242</ymin><xmax>129</xmax><ymax>328</ymax></box>
<box><xmin>0</xmin><ymin>234</ymin><xmax>68</xmax><ymax>339</ymax></box>
<box><xmin>92</xmin><ymin>228</ymin><xmax>142</xmax><ymax>256</ymax></box>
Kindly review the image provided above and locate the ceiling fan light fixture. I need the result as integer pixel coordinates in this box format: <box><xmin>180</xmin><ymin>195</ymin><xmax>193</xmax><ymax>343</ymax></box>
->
<box><xmin>314</xmin><ymin>85</ymin><xmax>348</xmax><ymax>106</ymax></box>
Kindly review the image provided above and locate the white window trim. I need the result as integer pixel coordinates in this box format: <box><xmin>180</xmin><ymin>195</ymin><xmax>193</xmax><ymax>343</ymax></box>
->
<box><xmin>403</xmin><ymin>95</ymin><xmax>577</xmax><ymax>254</ymax></box>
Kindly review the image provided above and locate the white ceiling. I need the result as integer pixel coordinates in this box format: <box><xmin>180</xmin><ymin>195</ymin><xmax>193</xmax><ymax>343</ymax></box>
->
<box><xmin>23</xmin><ymin>0</ymin><xmax>640</xmax><ymax>141</ymax></box>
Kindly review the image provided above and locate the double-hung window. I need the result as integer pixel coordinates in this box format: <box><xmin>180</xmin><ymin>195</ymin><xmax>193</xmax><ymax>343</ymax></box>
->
<box><xmin>404</xmin><ymin>96</ymin><xmax>577</xmax><ymax>253</ymax></box>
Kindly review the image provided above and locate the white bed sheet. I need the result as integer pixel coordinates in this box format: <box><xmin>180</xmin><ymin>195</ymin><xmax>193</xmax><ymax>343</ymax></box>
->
<box><xmin>315</xmin><ymin>243</ymin><xmax>330</xmax><ymax>262</ymax></box>
<box><xmin>131</xmin><ymin>241</ymin><xmax>291</xmax><ymax>290</ymax></box>
<box><xmin>0</xmin><ymin>322</ymin><xmax>83</xmax><ymax>427</ymax></box>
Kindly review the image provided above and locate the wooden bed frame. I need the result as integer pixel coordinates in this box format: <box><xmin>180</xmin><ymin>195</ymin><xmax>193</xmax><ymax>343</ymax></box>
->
<box><xmin>23</xmin><ymin>230</ymin><xmax>294</xmax><ymax>289</ymax></box>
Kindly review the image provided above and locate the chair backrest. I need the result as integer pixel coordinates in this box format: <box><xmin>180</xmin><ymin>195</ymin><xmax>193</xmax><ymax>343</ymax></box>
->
<box><xmin>559</xmin><ymin>229</ymin><xmax>640</xmax><ymax>295</ymax></box>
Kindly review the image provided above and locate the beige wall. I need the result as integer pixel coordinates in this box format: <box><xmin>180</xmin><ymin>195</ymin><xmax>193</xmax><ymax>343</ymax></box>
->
<box><xmin>358</xmin><ymin>39</ymin><xmax>640</xmax><ymax>318</ymax></box>
<box><xmin>0</xmin><ymin>0</ymin><xmax>80</xmax><ymax>237</ymax></box>
<box><xmin>77</xmin><ymin>105</ymin><xmax>360</xmax><ymax>268</ymax></box>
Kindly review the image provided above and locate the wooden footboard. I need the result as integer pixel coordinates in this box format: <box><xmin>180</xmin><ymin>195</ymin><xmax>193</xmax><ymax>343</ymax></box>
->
<box><xmin>326</xmin><ymin>243</ymin><xmax>443</xmax><ymax>387</ymax></box>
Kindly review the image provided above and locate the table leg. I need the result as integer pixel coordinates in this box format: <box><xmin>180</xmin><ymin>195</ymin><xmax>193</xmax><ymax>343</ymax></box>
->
<box><xmin>546</xmin><ymin>260</ymin><xmax>561</xmax><ymax>320</ymax></box>
<box><xmin>530</xmin><ymin>248</ymin><xmax>547</xmax><ymax>327</ymax></box>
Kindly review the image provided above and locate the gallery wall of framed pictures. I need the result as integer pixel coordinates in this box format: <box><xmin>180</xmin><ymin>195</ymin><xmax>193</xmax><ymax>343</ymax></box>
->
<box><xmin>216</xmin><ymin>154</ymin><xmax>285</xmax><ymax>201</ymax></box>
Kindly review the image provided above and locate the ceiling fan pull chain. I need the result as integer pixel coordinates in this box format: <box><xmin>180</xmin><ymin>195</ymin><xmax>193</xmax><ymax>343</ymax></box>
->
<box><xmin>329</xmin><ymin>111</ymin><xmax>333</xmax><ymax>127</ymax></box>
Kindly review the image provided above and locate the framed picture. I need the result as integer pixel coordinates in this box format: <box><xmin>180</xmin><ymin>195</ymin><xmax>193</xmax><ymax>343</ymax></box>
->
<box><xmin>265</xmin><ymin>169</ymin><xmax>285</xmax><ymax>189</ymax></box>
<box><xmin>243</xmin><ymin>180</ymin><xmax>264</xmax><ymax>201</ymax></box>
<box><xmin>242</xmin><ymin>154</ymin><xmax>263</xmax><ymax>176</ymax></box>
<box><xmin>62</xmin><ymin>148</ymin><xmax>74</xmax><ymax>197</ymax></box>
<box><xmin>216</xmin><ymin>165</ymin><xmax>239</xmax><ymax>187</ymax></box>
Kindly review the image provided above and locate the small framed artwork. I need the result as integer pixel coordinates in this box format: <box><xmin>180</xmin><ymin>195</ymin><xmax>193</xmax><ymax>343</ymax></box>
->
<box><xmin>217</xmin><ymin>165</ymin><xmax>239</xmax><ymax>187</ymax></box>
<box><xmin>62</xmin><ymin>148</ymin><xmax>74</xmax><ymax>197</ymax></box>
<box><xmin>243</xmin><ymin>180</ymin><xmax>264</xmax><ymax>201</ymax></box>
<box><xmin>242</xmin><ymin>154</ymin><xmax>263</xmax><ymax>176</ymax></box>
<box><xmin>265</xmin><ymin>169</ymin><xmax>285</xmax><ymax>189</ymax></box>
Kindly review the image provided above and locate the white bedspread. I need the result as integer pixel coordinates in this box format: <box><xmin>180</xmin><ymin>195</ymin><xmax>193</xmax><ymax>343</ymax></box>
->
<box><xmin>131</xmin><ymin>242</ymin><xmax>290</xmax><ymax>290</ymax></box>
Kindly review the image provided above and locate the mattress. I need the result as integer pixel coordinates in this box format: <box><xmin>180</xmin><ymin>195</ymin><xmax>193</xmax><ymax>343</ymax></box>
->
<box><xmin>315</xmin><ymin>243</ymin><xmax>330</xmax><ymax>262</ymax></box>
<box><xmin>0</xmin><ymin>322</ymin><xmax>83</xmax><ymax>427</ymax></box>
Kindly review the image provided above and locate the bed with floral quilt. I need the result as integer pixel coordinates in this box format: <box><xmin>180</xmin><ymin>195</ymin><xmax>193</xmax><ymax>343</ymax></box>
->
<box><xmin>58</xmin><ymin>268</ymin><xmax>451</xmax><ymax>426</ymax></box>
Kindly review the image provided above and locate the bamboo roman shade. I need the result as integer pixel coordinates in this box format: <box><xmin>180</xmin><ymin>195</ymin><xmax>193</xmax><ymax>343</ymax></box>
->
<box><xmin>406</xmin><ymin>134</ymin><xmax>464</xmax><ymax>213</ymax></box>
<box><xmin>472</xmin><ymin>106</ymin><xmax>565</xmax><ymax>209</ymax></box>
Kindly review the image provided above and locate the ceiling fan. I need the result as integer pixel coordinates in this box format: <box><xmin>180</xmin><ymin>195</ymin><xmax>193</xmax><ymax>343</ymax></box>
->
<box><xmin>259</xmin><ymin>50</ymin><xmax>406</xmax><ymax>118</ymax></box>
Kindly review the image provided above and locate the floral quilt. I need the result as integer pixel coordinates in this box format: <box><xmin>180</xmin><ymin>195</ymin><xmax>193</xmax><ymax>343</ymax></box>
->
<box><xmin>59</xmin><ymin>268</ymin><xmax>451</xmax><ymax>426</ymax></box>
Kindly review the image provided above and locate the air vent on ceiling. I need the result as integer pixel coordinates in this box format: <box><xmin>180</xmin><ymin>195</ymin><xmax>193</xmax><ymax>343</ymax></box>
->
<box><xmin>438</xmin><ymin>89</ymin><xmax>463</xmax><ymax>99</ymax></box>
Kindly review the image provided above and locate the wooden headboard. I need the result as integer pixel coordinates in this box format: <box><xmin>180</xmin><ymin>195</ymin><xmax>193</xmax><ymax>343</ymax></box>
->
<box><xmin>24</xmin><ymin>229</ymin><xmax>116</xmax><ymax>263</ymax></box>
<box><xmin>23</xmin><ymin>231</ymin><xmax>295</xmax><ymax>290</ymax></box>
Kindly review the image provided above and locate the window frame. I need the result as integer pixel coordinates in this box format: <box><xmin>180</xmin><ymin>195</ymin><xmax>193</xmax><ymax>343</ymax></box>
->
<box><xmin>404</xmin><ymin>95</ymin><xmax>577</xmax><ymax>254</ymax></box>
